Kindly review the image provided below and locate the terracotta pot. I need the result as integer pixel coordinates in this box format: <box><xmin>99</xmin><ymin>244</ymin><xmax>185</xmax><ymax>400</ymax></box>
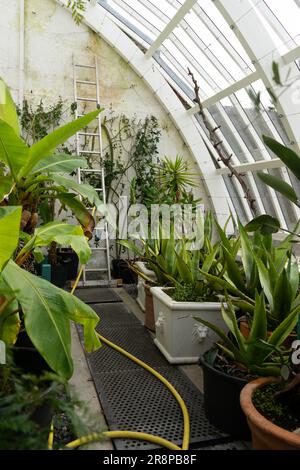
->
<box><xmin>144</xmin><ymin>284</ymin><xmax>155</xmax><ymax>332</ymax></box>
<box><xmin>239</xmin><ymin>321</ymin><xmax>297</xmax><ymax>349</ymax></box>
<box><xmin>240</xmin><ymin>377</ymin><xmax>300</xmax><ymax>450</ymax></box>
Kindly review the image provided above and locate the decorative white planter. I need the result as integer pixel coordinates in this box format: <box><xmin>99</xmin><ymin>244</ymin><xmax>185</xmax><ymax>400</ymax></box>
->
<box><xmin>135</xmin><ymin>262</ymin><xmax>157</xmax><ymax>312</ymax></box>
<box><xmin>151</xmin><ymin>286</ymin><xmax>227</xmax><ymax>364</ymax></box>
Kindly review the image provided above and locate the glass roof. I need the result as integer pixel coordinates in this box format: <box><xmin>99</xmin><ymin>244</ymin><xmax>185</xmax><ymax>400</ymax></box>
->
<box><xmin>97</xmin><ymin>0</ymin><xmax>300</xmax><ymax>229</ymax></box>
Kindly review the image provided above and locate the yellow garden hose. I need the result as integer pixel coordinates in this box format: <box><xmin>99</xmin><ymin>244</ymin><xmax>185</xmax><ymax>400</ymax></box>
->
<box><xmin>67</xmin><ymin>264</ymin><xmax>190</xmax><ymax>451</ymax></box>
<box><xmin>66</xmin><ymin>432</ymin><xmax>181</xmax><ymax>451</ymax></box>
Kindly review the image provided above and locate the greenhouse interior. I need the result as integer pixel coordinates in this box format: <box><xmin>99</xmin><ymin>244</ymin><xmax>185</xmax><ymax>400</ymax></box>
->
<box><xmin>1</xmin><ymin>0</ymin><xmax>300</xmax><ymax>457</ymax></box>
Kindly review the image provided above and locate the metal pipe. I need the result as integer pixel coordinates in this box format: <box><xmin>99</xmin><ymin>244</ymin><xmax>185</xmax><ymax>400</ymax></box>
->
<box><xmin>19</xmin><ymin>0</ymin><xmax>25</xmax><ymax>106</ymax></box>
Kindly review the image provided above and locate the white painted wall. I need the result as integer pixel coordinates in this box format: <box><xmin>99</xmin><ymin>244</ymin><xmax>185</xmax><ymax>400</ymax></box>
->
<box><xmin>0</xmin><ymin>0</ymin><xmax>210</xmax><ymax>206</ymax></box>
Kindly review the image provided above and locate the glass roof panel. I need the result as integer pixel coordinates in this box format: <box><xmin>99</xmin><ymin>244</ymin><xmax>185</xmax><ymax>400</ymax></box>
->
<box><xmin>262</xmin><ymin>0</ymin><xmax>300</xmax><ymax>48</ymax></box>
<box><xmin>98</xmin><ymin>0</ymin><xmax>300</xmax><ymax>225</ymax></box>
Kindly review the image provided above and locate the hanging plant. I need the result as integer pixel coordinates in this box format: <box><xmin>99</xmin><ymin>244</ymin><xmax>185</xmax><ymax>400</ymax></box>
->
<box><xmin>67</xmin><ymin>0</ymin><xmax>86</xmax><ymax>25</ymax></box>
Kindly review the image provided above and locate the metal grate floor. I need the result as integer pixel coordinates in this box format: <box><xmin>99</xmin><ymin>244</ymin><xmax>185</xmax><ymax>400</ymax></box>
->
<box><xmin>77</xmin><ymin>291</ymin><xmax>231</xmax><ymax>450</ymax></box>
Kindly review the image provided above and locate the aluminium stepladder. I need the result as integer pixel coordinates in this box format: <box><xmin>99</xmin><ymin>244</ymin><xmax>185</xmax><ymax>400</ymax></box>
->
<box><xmin>73</xmin><ymin>55</ymin><xmax>111</xmax><ymax>286</ymax></box>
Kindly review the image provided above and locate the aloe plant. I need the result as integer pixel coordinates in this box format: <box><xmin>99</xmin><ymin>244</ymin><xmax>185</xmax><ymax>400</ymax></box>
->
<box><xmin>195</xmin><ymin>292</ymin><xmax>300</xmax><ymax>376</ymax></box>
<box><xmin>201</xmin><ymin>219</ymin><xmax>299</xmax><ymax>329</ymax></box>
<box><xmin>119</xmin><ymin>222</ymin><xmax>181</xmax><ymax>285</ymax></box>
<box><xmin>120</xmin><ymin>212</ymin><xmax>221</xmax><ymax>301</ymax></box>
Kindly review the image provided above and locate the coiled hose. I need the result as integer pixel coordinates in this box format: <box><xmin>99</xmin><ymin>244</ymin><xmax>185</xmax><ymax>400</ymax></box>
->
<box><xmin>62</xmin><ymin>265</ymin><xmax>190</xmax><ymax>450</ymax></box>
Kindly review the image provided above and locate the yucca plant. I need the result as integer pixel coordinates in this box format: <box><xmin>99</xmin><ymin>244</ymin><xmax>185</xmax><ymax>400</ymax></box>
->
<box><xmin>195</xmin><ymin>291</ymin><xmax>300</xmax><ymax>376</ymax></box>
<box><xmin>155</xmin><ymin>155</ymin><xmax>198</xmax><ymax>203</ymax></box>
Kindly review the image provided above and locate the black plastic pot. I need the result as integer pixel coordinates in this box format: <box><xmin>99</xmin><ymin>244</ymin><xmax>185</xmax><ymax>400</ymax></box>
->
<box><xmin>112</xmin><ymin>259</ymin><xmax>137</xmax><ymax>283</ymax></box>
<box><xmin>58</xmin><ymin>249</ymin><xmax>79</xmax><ymax>280</ymax></box>
<box><xmin>199</xmin><ymin>353</ymin><xmax>251</xmax><ymax>439</ymax></box>
<box><xmin>51</xmin><ymin>262</ymin><xmax>68</xmax><ymax>288</ymax></box>
<box><xmin>13</xmin><ymin>331</ymin><xmax>50</xmax><ymax>376</ymax></box>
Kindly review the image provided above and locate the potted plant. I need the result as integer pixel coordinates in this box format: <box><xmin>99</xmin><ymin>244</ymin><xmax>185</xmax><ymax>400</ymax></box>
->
<box><xmin>0</xmin><ymin>79</ymin><xmax>101</xmax><ymax>380</ymax></box>
<box><xmin>196</xmin><ymin>292</ymin><xmax>300</xmax><ymax>438</ymax></box>
<box><xmin>135</xmin><ymin>260</ymin><xmax>156</xmax><ymax>312</ymax></box>
<box><xmin>202</xmin><ymin>219</ymin><xmax>298</xmax><ymax>344</ymax></box>
<box><xmin>237</xmin><ymin>135</ymin><xmax>300</xmax><ymax>449</ymax></box>
<box><xmin>240</xmin><ymin>374</ymin><xmax>300</xmax><ymax>450</ymax></box>
<box><xmin>121</xmin><ymin>224</ymin><xmax>181</xmax><ymax>332</ymax></box>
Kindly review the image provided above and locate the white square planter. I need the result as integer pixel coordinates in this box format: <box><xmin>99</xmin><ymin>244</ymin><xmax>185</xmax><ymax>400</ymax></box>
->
<box><xmin>135</xmin><ymin>261</ymin><xmax>157</xmax><ymax>312</ymax></box>
<box><xmin>151</xmin><ymin>286</ymin><xmax>227</xmax><ymax>364</ymax></box>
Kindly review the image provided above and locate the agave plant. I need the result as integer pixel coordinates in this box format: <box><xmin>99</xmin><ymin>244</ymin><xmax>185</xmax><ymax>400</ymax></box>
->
<box><xmin>195</xmin><ymin>291</ymin><xmax>300</xmax><ymax>377</ymax></box>
<box><xmin>119</xmin><ymin>221</ymin><xmax>181</xmax><ymax>285</ymax></box>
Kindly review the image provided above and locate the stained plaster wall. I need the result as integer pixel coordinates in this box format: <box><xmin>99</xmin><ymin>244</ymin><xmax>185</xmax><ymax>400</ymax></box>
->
<box><xmin>0</xmin><ymin>0</ymin><xmax>211</xmax><ymax>205</ymax></box>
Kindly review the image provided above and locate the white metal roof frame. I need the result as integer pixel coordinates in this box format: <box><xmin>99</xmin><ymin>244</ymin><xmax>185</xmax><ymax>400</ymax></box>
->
<box><xmin>56</xmin><ymin>0</ymin><xmax>300</xmax><ymax>229</ymax></box>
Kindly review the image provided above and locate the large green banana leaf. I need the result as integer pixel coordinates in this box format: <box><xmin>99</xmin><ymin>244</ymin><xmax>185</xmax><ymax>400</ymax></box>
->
<box><xmin>0</xmin><ymin>120</ymin><xmax>29</xmax><ymax>181</ymax></box>
<box><xmin>0</xmin><ymin>175</ymin><xmax>14</xmax><ymax>203</ymax></box>
<box><xmin>32</xmin><ymin>221</ymin><xmax>91</xmax><ymax>264</ymax></box>
<box><xmin>0</xmin><ymin>206</ymin><xmax>21</xmax><ymax>272</ymax></box>
<box><xmin>2</xmin><ymin>260</ymin><xmax>100</xmax><ymax>379</ymax></box>
<box><xmin>19</xmin><ymin>109</ymin><xmax>102</xmax><ymax>177</ymax></box>
<box><xmin>30</xmin><ymin>154</ymin><xmax>88</xmax><ymax>175</ymax></box>
<box><xmin>52</xmin><ymin>175</ymin><xmax>101</xmax><ymax>207</ymax></box>
<box><xmin>0</xmin><ymin>78</ymin><xmax>20</xmax><ymax>135</ymax></box>
<box><xmin>58</xmin><ymin>193</ymin><xmax>95</xmax><ymax>239</ymax></box>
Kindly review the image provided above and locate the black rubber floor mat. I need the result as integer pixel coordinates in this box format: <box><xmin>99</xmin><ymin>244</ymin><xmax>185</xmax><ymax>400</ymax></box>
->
<box><xmin>92</xmin><ymin>303</ymin><xmax>141</xmax><ymax>328</ymax></box>
<box><xmin>79</xmin><ymin>301</ymin><xmax>229</xmax><ymax>450</ymax></box>
<box><xmin>75</xmin><ymin>288</ymin><xmax>122</xmax><ymax>304</ymax></box>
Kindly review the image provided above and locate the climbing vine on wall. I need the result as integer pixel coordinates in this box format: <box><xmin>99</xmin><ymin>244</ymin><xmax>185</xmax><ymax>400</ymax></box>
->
<box><xmin>17</xmin><ymin>98</ymin><xmax>77</xmax><ymax>150</ymax></box>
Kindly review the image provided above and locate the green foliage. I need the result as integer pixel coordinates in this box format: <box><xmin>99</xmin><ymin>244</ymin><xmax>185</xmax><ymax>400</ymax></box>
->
<box><xmin>0</xmin><ymin>77</ymin><xmax>19</xmax><ymax>135</ymax></box>
<box><xmin>121</xmin><ymin>212</ymin><xmax>220</xmax><ymax>302</ymax></box>
<box><xmin>257</xmin><ymin>136</ymin><xmax>300</xmax><ymax>208</ymax></box>
<box><xmin>196</xmin><ymin>292</ymin><xmax>300</xmax><ymax>376</ymax></box>
<box><xmin>2</xmin><ymin>261</ymin><xmax>100</xmax><ymax>379</ymax></box>
<box><xmin>201</xmin><ymin>219</ymin><xmax>299</xmax><ymax>329</ymax></box>
<box><xmin>0</xmin><ymin>80</ymin><xmax>102</xmax><ymax>236</ymax></box>
<box><xmin>171</xmin><ymin>283</ymin><xmax>206</xmax><ymax>302</ymax></box>
<box><xmin>253</xmin><ymin>383</ymin><xmax>300</xmax><ymax>431</ymax></box>
<box><xmin>17</xmin><ymin>98</ymin><xmax>72</xmax><ymax>145</ymax></box>
<box><xmin>0</xmin><ymin>80</ymin><xmax>101</xmax><ymax>379</ymax></box>
<box><xmin>0</xmin><ymin>368</ymin><xmax>100</xmax><ymax>450</ymax></box>
<box><xmin>0</xmin><ymin>206</ymin><xmax>21</xmax><ymax>271</ymax></box>
<box><xmin>67</xmin><ymin>0</ymin><xmax>86</xmax><ymax>25</ymax></box>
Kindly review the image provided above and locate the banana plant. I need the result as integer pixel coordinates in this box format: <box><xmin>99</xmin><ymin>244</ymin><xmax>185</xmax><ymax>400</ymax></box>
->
<box><xmin>0</xmin><ymin>78</ymin><xmax>102</xmax><ymax>237</ymax></box>
<box><xmin>195</xmin><ymin>291</ymin><xmax>300</xmax><ymax>376</ymax></box>
<box><xmin>0</xmin><ymin>205</ymin><xmax>100</xmax><ymax>380</ymax></box>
